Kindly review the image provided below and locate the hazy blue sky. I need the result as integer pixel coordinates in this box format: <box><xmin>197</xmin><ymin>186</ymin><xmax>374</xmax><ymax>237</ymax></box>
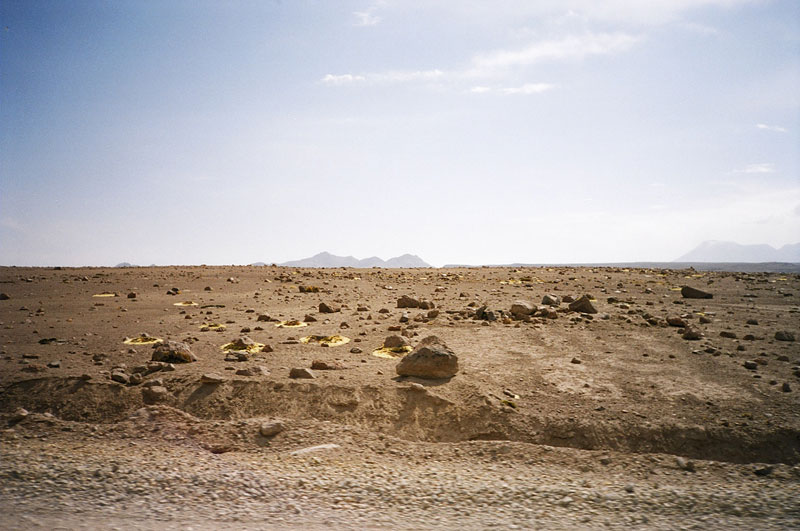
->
<box><xmin>1</xmin><ymin>0</ymin><xmax>798</xmax><ymax>266</ymax></box>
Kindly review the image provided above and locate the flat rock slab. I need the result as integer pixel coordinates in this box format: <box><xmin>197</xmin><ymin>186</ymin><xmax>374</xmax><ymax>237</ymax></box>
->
<box><xmin>681</xmin><ymin>286</ymin><xmax>713</xmax><ymax>299</ymax></box>
<box><xmin>290</xmin><ymin>443</ymin><xmax>340</xmax><ymax>456</ymax></box>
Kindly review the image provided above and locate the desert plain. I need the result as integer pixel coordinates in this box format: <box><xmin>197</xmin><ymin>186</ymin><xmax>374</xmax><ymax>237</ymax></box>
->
<box><xmin>0</xmin><ymin>264</ymin><xmax>799</xmax><ymax>529</ymax></box>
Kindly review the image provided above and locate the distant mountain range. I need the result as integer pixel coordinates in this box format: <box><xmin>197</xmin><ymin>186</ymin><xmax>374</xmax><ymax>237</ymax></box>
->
<box><xmin>253</xmin><ymin>252</ymin><xmax>431</xmax><ymax>268</ymax></box>
<box><xmin>675</xmin><ymin>241</ymin><xmax>800</xmax><ymax>263</ymax></box>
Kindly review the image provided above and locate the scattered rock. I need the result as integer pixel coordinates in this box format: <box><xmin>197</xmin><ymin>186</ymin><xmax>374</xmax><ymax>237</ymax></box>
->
<box><xmin>9</xmin><ymin>407</ymin><xmax>28</xmax><ymax>425</ymax></box>
<box><xmin>782</xmin><ymin>382</ymin><xmax>792</xmax><ymax>392</ymax></box>
<box><xmin>0</xmin><ymin>293</ymin><xmax>10</xmax><ymax>300</ymax></box>
<box><xmin>289</xmin><ymin>368</ymin><xmax>316</xmax><ymax>379</ymax></box>
<box><xmin>226</xmin><ymin>336</ymin><xmax>257</xmax><ymax>351</ymax></box>
<box><xmin>311</xmin><ymin>360</ymin><xmax>344</xmax><ymax>370</ymax></box>
<box><xmin>510</xmin><ymin>300</ymin><xmax>534</xmax><ymax>318</ymax></box>
<box><xmin>127</xmin><ymin>292</ymin><xmax>137</xmax><ymax>299</ymax></box>
<box><xmin>259</xmin><ymin>421</ymin><xmax>284</xmax><ymax>437</ymax></box>
<box><xmin>667</xmin><ymin>316</ymin><xmax>687</xmax><ymax>327</ymax></box>
<box><xmin>682</xmin><ymin>327</ymin><xmax>703</xmax><ymax>340</ymax></box>
<box><xmin>681</xmin><ymin>286</ymin><xmax>713</xmax><ymax>299</ymax></box>
<box><xmin>201</xmin><ymin>373</ymin><xmax>227</xmax><ymax>384</ymax></box>
<box><xmin>396</xmin><ymin>336</ymin><xmax>458</xmax><ymax>379</ymax></box>
<box><xmin>754</xmin><ymin>465</ymin><xmax>774</xmax><ymax>477</ymax></box>
<box><xmin>675</xmin><ymin>456</ymin><xmax>696</xmax><ymax>472</ymax></box>
<box><xmin>298</xmin><ymin>285</ymin><xmax>320</xmax><ymax>293</ymax></box>
<box><xmin>110</xmin><ymin>370</ymin><xmax>130</xmax><ymax>384</ymax></box>
<box><xmin>418</xmin><ymin>300</ymin><xmax>435</xmax><ymax>310</ymax></box>
<box><xmin>720</xmin><ymin>331</ymin><xmax>737</xmax><ymax>339</ymax></box>
<box><xmin>384</xmin><ymin>335</ymin><xmax>409</xmax><ymax>349</ymax></box>
<box><xmin>474</xmin><ymin>305</ymin><xmax>498</xmax><ymax>321</ymax></box>
<box><xmin>568</xmin><ymin>295</ymin><xmax>597</xmax><ymax>314</ymax></box>
<box><xmin>775</xmin><ymin>331</ymin><xmax>795</xmax><ymax>342</ymax></box>
<box><xmin>290</xmin><ymin>443</ymin><xmax>339</xmax><ymax>456</ymax></box>
<box><xmin>542</xmin><ymin>294</ymin><xmax>561</xmax><ymax>306</ymax></box>
<box><xmin>743</xmin><ymin>360</ymin><xmax>758</xmax><ymax>370</ymax></box>
<box><xmin>151</xmin><ymin>340</ymin><xmax>198</xmax><ymax>363</ymax></box>
<box><xmin>538</xmin><ymin>307</ymin><xmax>558</xmax><ymax>319</ymax></box>
<box><xmin>319</xmin><ymin>302</ymin><xmax>339</xmax><ymax>313</ymax></box>
<box><xmin>397</xmin><ymin>295</ymin><xmax>420</xmax><ymax>309</ymax></box>
<box><xmin>236</xmin><ymin>366</ymin><xmax>267</xmax><ymax>376</ymax></box>
<box><xmin>141</xmin><ymin>386</ymin><xmax>170</xmax><ymax>404</ymax></box>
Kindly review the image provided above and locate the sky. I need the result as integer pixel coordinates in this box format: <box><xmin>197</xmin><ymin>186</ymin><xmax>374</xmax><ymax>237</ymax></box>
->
<box><xmin>1</xmin><ymin>0</ymin><xmax>799</xmax><ymax>267</ymax></box>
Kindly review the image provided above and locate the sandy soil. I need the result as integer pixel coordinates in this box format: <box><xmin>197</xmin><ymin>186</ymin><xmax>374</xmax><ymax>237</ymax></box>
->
<box><xmin>1</xmin><ymin>265</ymin><xmax>798</xmax><ymax>529</ymax></box>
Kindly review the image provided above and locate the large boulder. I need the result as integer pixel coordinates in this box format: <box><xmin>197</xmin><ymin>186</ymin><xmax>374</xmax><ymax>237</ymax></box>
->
<box><xmin>568</xmin><ymin>295</ymin><xmax>597</xmax><ymax>314</ymax></box>
<box><xmin>396</xmin><ymin>336</ymin><xmax>458</xmax><ymax>379</ymax></box>
<box><xmin>151</xmin><ymin>340</ymin><xmax>197</xmax><ymax>363</ymax></box>
<box><xmin>681</xmin><ymin>286</ymin><xmax>713</xmax><ymax>299</ymax></box>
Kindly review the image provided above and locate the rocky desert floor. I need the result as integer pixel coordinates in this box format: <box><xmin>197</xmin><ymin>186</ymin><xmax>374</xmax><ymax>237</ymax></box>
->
<box><xmin>1</xmin><ymin>265</ymin><xmax>799</xmax><ymax>529</ymax></box>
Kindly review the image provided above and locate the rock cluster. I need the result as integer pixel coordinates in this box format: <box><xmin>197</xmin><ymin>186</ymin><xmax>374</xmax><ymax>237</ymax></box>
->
<box><xmin>397</xmin><ymin>295</ymin><xmax>434</xmax><ymax>310</ymax></box>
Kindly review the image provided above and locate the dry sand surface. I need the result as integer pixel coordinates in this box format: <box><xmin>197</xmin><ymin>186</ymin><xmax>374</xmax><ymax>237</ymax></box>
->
<box><xmin>1</xmin><ymin>265</ymin><xmax>799</xmax><ymax>529</ymax></box>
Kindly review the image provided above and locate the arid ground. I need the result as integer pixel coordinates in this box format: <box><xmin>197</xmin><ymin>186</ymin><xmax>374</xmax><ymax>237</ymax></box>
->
<box><xmin>1</xmin><ymin>265</ymin><xmax>799</xmax><ymax>529</ymax></box>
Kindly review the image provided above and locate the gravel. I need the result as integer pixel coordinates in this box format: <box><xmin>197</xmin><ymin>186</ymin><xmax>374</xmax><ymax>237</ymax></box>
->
<box><xmin>1</xmin><ymin>414</ymin><xmax>799</xmax><ymax>530</ymax></box>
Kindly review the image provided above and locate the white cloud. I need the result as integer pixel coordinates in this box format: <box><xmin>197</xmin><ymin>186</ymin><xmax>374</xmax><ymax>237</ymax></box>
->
<box><xmin>470</xmin><ymin>83</ymin><xmax>556</xmax><ymax>95</ymax></box>
<box><xmin>471</xmin><ymin>33</ymin><xmax>641</xmax><ymax>73</ymax></box>
<box><xmin>320</xmin><ymin>70</ymin><xmax>444</xmax><ymax>86</ymax></box>
<box><xmin>371</xmin><ymin>1</ymin><xmax>757</xmax><ymax>27</ymax></box>
<box><xmin>321</xmin><ymin>74</ymin><xmax>366</xmax><ymax>86</ymax></box>
<box><xmin>353</xmin><ymin>11</ymin><xmax>381</xmax><ymax>26</ymax></box>
<box><xmin>680</xmin><ymin>21</ymin><xmax>720</xmax><ymax>35</ymax></box>
<box><xmin>756</xmin><ymin>123</ymin><xmax>788</xmax><ymax>133</ymax></box>
<box><xmin>734</xmin><ymin>163</ymin><xmax>776</xmax><ymax>174</ymax></box>
<box><xmin>377</xmin><ymin>69</ymin><xmax>445</xmax><ymax>83</ymax></box>
<box><xmin>503</xmin><ymin>83</ymin><xmax>555</xmax><ymax>94</ymax></box>
<box><xmin>1</xmin><ymin>217</ymin><xmax>23</xmax><ymax>231</ymax></box>
<box><xmin>321</xmin><ymin>33</ymin><xmax>638</xmax><ymax>90</ymax></box>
